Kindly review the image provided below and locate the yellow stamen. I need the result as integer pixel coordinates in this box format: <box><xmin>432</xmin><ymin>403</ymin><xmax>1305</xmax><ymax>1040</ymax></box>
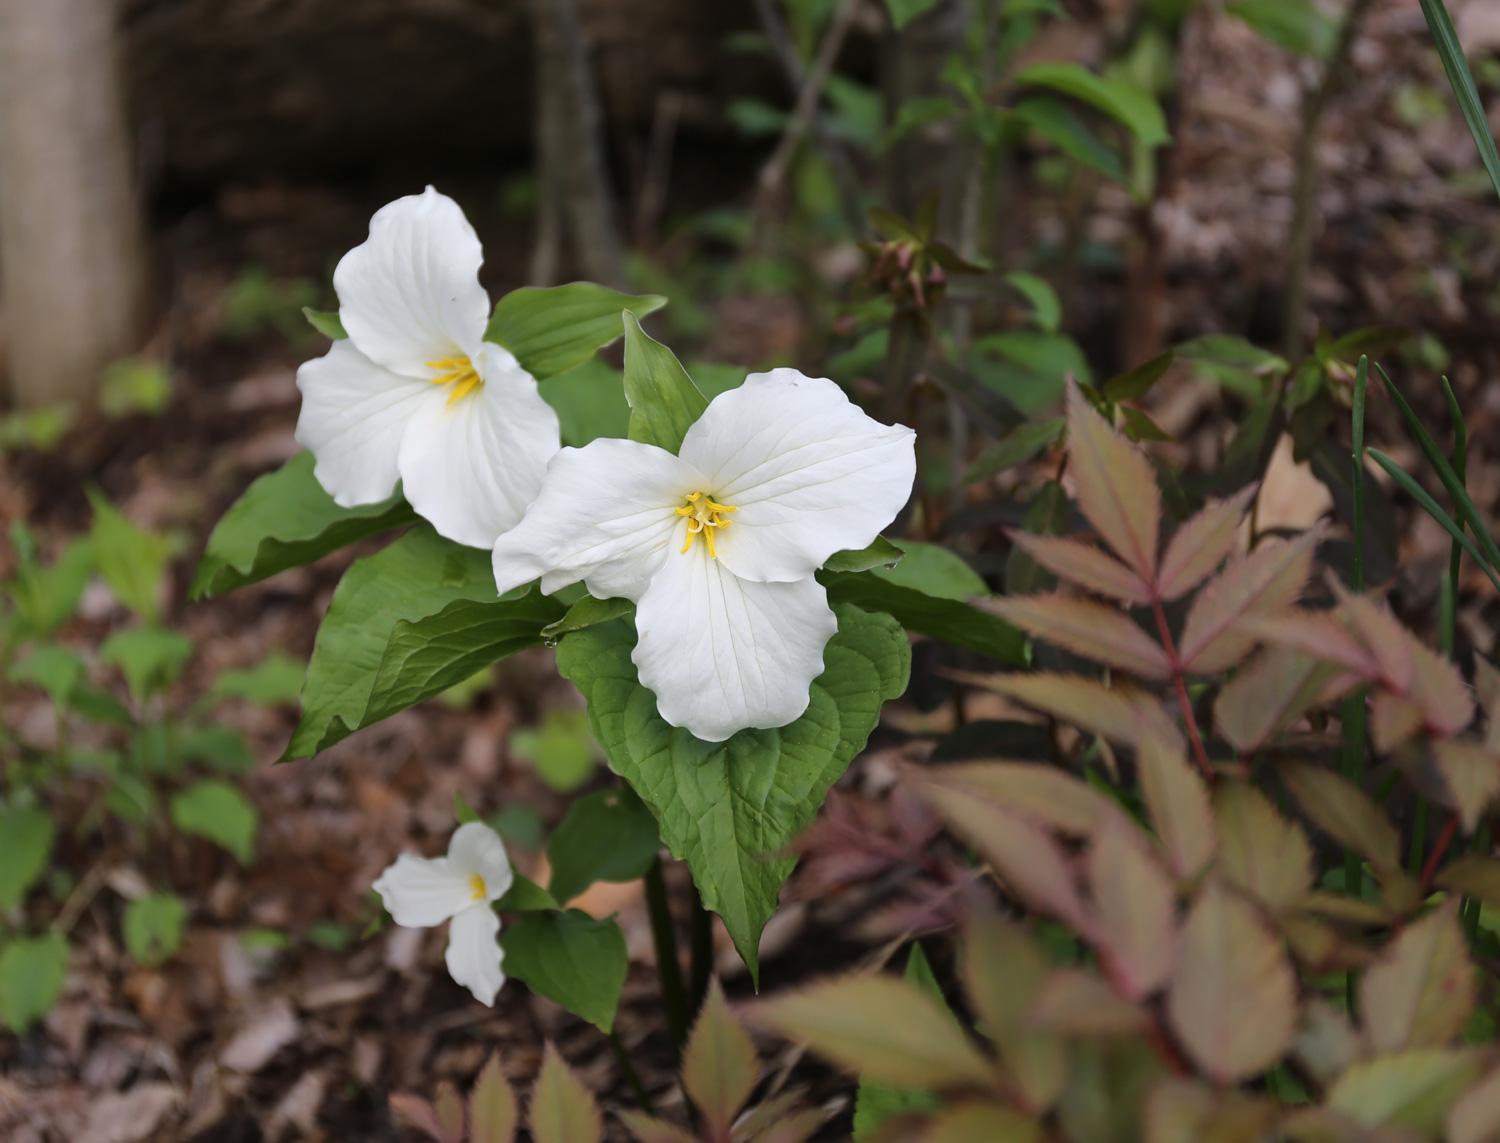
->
<box><xmin>675</xmin><ymin>491</ymin><xmax>736</xmax><ymax>558</ymax></box>
<box><xmin>427</xmin><ymin>355</ymin><xmax>484</xmax><ymax>406</ymax></box>
<box><xmin>468</xmin><ymin>873</ymin><xmax>487</xmax><ymax>902</ymax></box>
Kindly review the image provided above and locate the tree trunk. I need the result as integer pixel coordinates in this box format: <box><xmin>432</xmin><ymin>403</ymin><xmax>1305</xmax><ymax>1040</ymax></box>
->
<box><xmin>0</xmin><ymin>0</ymin><xmax>149</xmax><ymax>408</ymax></box>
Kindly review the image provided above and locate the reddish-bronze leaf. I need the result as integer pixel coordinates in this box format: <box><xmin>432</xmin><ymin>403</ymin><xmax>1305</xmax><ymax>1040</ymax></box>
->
<box><xmin>1242</xmin><ymin>609</ymin><xmax>1377</xmax><ymax>676</ymax></box>
<box><xmin>920</xmin><ymin>781</ymin><xmax>1089</xmax><ymax>929</ymax></box>
<box><xmin>1166</xmin><ymin>881</ymin><xmax>1297</xmax><ymax>1084</ymax></box>
<box><xmin>434</xmin><ymin>1083</ymin><xmax>465</xmax><ymax>1143</ymax></box>
<box><xmin>1143</xmin><ymin>1077</ymin><xmax>1278</xmax><ymax>1143</ymax></box>
<box><xmin>1282</xmin><ymin>762</ymin><xmax>1400</xmax><ymax>874</ymax></box>
<box><xmin>988</xmin><ymin>593</ymin><xmax>1171</xmax><ymax>679</ymax></box>
<box><xmin>1137</xmin><ymin>731</ymin><xmax>1215</xmax><ymax>880</ymax></box>
<box><xmin>1028</xmin><ymin>969</ymin><xmax>1150</xmax><ymax>1037</ymax></box>
<box><xmin>1007</xmin><ymin>533</ymin><xmax>1152</xmax><ymax>604</ymax></box>
<box><xmin>1177</xmin><ymin>529</ymin><xmax>1319</xmax><ymax>674</ymax></box>
<box><xmin>1372</xmin><ymin>692</ymin><xmax>1425</xmax><ymax>754</ymax></box>
<box><xmin>616</xmin><ymin>1112</ymin><xmax>698</xmax><ymax>1143</ymax></box>
<box><xmin>1361</xmin><ymin>902</ymin><xmax>1476</xmax><ymax>1053</ymax></box>
<box><xmin>1065</xmin><ymin>379</ymin><xmax>1160</xmax><ymax>583</ymax></box>
<box><xmin>1291</xmin><ymin>999</ymin><xmax>1360</xmax><ymax>1088</ymax></box>
<box><xmin>1435</xmin><ymin>856</ymin><xmax>1500</xmax><ymax>907</ymax></box>
<box><xmin>469</xmin><ymin>1055</ymin><xmax>518</xmax><ymax>1143</ymax></box>
<box><xmin>1212</xmin><ymin>782</ymin><xmax>1312</xmax><ymax>912</ymax></box>
<box><xmin>389</xmin><ymin>1095</ymin><xmax>451</xmax><ymax>1143</ymax></box>
<box><xmin>1408</xmin><ymin>640</ymin><xmax>1476</xmax><ymax>738</ymax></box>
<box><xmin>529</xmin><ymin>1044</ymin><xmax>603</xmax><ymax>1143</ymax></box>
<box><xmin>1336</xmin><ymin>587</ymin><xmax>1415</xmax><ymax>693</ymax></box>
<box><xmin>967</xmin><ymin>672</ymin><xmax>1178</xmax><ymax>751</ymax></box>
<box><xmin>1087</xmin><ymin>822</ymin><xmax>1179</xmax><ymax>1000</ymax></box>
<box><xmin>682</xmin><ymin>979</ymin><xmax>758</xmax><ymax>1134</ymax></box>
<box><xmin>753</xmin><ymin>974</ymin><xmax>995</xmax><ymax>1091</ymax></box>
<box><xmin>1214</xmin><ymin>647</ymin><xmax>1336</xmax><ymax>753</ymax></box>
<box><xmin>922</xmin><ymin>1102</ymin><xmax>1044</xmax><ymax>1143</ymax></box>
<box><xmin>918</xmin><ymin>760</ymin><xmax>1121</xmax><ymax>837</ymax></box>
<box><xmin>1326</xmin><ymin>1049</ymin><xmax>1483</xmax><ymax>1135</ymax></box>
<box><xmin>1155</xmin><ymin>484</ymin><xmax>1257</xmax><ymax>602</ymax></box>
<box><xmin>1449</xmin><ymin>1064</ymin><xmax>1500</xmax><ymax>1143</ymax></box>
<box><xmin>960</xmin><ymin>914</ymin><xmax>1066</xmax><ymax>1113</ymax></box>
<box><xmin>1431</xmin><ymin>740</ymin><xmax>1500</xmax><ymax>834</ymax></box>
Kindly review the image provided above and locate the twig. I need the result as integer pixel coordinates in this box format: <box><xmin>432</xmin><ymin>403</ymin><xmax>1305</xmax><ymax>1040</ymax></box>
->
<box><xmin>750</xmin><ymin>0</ymin><xmax>862</xmax><ymax>240</ymax></box>
<box><xmin>1150</xmin><ymin>597</ymin><xmax>1214</xmax><ymax>781</ymax></box>
<box><xmin>1421</xmin><ymin>813</ymin><xmax>1460</xmax><ymax>889</ymax></box>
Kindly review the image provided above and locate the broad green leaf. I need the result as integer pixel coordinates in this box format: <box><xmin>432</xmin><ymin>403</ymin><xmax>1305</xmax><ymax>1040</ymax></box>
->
<box><xmin>1361</xmin><ymin>902</ymin><xmax>1475</xmax><ymax>1052</ymax></box>
<box><xmin>1102</xmin><ymin>350</ymin><xmax>1174</xmax><ymax>403</ymax></box>
<box><xmin>209</xmin><ymin>653</ymin><xmax>305</xmax><ymax>705</ymax></box>
<box><xmin>882</xmin><ymin>0</ymin><xmax>941</xmax><ymax>29</ymax></box>
<box><xmin>496</xmin><ymin>872</ymin><xmax>559</xmax><ymax>913</ymax></box>
<box><xmin>1010</xmin><ymin>97</ymin><xmax>1127</xmax><ymax>183</ymax></box>
<box><xmin>286</xmin><ymin>526</ymin><xmax>561</xmax><ymax>758</ymax></box>
<box><xmin>754</xmin><ymin>973</ymin><xmax>994</xmax><ymax>1090</ymax></box>
<box><xmin>621</xmin><ymin>312</ymin><xmax>707</xmax><ymax>453</ymax></box>
<box><xmin>853</xmin><ymin>945</ymin><xmax>948</xmax><ymax>1137</ymax></box>
<box><xmin>960</xmin><ymin>916</ymin><xmax>1067</xmax><ymax>1111</ymax></box>
<box><xmin>0</xmin><ymin>805</ymin><xmax>54</xmax><ymax>910</ymax></box>
<box><xmin>502</xmin><ymin>911</ymin><xmax>627</xmax><ymax>1032</ymax></box>
<box><xmin>546</xmin><ymin>787</ymin><xmax>660</xmax><ymax>903</ymax></box>
<box><xmin>89</xmin><ymin>492</ymin><xmax>173</xmax><ymax>620</ymax></box>
<box><xmin>301</xmin><ymin>306</ymin><xmax>346</xmax><ymax>340</ymax></box>
<box><xmin>823</xmin><ymin>536</ymin><xmax>905</xmax><ymax>575</ymax></box>
<box><xmin>874</xmin><ymin>540</ymin><xmax>985</xmax><ymax>600</ymax></box>
<box><xmin>100</xmin><ymin>627</ymin><xmax>193</xmax><ymax>703</ymax></box>
<box><xmin>1014</xmin><ymin>62</ymin><xmax>1169</xmax><ymax>147</ymax></box>
<box><xmin>8</xmin><ymin>535</ymin><xmax>92</xmax><ymax>638</ymax></box>
<box><xmin>123</xmin><ymin>892</ymin><xmax>187</xmax><ymax>967</ymax></box>
<box><xmin>1419</xmin><ymin>0</ymin><xmax>1500</xmax><ymax>203</ymax></box>
<box><xmin>540</xmin><ymin>595</ymin><xmax>632</xmax><ymax>641</ymax></box>
<box><xmin>469</xmin><ymin>1054</ymin><xmax>519</xmax><ymax>1143</ymax></box>
<box><xmin>1227</xmin><ymin>0</ymin><xmax>1335</xmax><ymax>58</ymax></box>
<box><xmin>974</xmin><ymin>330</ymin><xmax>1091</xmax><ymax>415</ymax></box>
<box><xmin>528</xmin><ymin>1043</ymin><xmax>604</xmax><ymax>1143</ymax></box>
<box><xmin>537</xmin><ymin>358</ymin><xmax>630</xmax><ymax>446</ymax></box>
<box><xmin>1004</xmin><ymin>272</ymin><xmax>1062</xmax><ymax>332</ymax></box>
<box><xmin>1327</xmin><ymin>1048</ymin><xmax>1482</xmax><ymax>1135</ymax></box>
<box><xmin>509</xmin><ymin>708</ymin><xmax>600</xmax><ymax>793</ymax></box>
<box><xmin>1166</xmin><ymin>880</ymin><xmax>1296</xmax><ymax>1083</ymax></box>
<box><xmin>1177</xmin><ymin>529</ymin><xmax>1320</xmax><ymax>674</ymax></box>
<box><xmin>1007</xmin><ymin>480</ymin><xmax>1069</xmax><ymax>596</ymax></box>
<box><xmin>191</xmin><ymin>452</ymin><xmax>415</xmax><ymax>599</ymax></box>
<box><xmin>1006</xmin><ymin>534</ymin><xmax>1151</xmax><ymax>604</ymax></box>
<box><xmin>170</xmin><ymin>779</ymin><xmax>258</xmax><ymax>864</ymax></box>
<box><xmin>682</xmin><ymin>979</ymin><xmax>759</xmax><ymax>1134</ymax></box>
<box><xmin>484</xmin><ymin>283</ymin><xmax>665</xmax><ymax>380</ymax></box>
<box><xmin>1065</xmin><ymin>380</ymin><xmax>1160</xmax><ymax>583</ymax></box>
<box><xmin>1175</xmin><ymin>334</ymin><xmax>1286</xmax><ymax>374</ymax></box>
<box><xmin>822</xmin><ymin>572</ymin><xmax>1024</xmax><ymax>663</ymax></box>
<box><xmin>989</xmin><ymin>593</ymin><xmax>1171</xmax><ymax>678</ymax></box>
<box><xmin>556</xmin><ymin>605</ymin><xmax>909</xmax><ymax>977</ymax></box>
<box><xmin>1213</xmin><ymin>782</ymin><xmax>1313</xmax><ymax>911</ymax></box>
<box><xmin>176</xmin><ymin>725</ymin><xmax>255</xmax><ymax>774</ymax></box>
<box><xmin>0</xmin><ymin>932</ymin><xmax>68</xmax><ymax>1033</ymax></box>
<box><xmin>9</xmin><ymin>645</ymin><xmax>85</xmax><ymax>708</ymax></box>
<box><xmin>967</xmin><ymin>418</ymin><xmax>1064</xmax><ymax>482</ymax></box>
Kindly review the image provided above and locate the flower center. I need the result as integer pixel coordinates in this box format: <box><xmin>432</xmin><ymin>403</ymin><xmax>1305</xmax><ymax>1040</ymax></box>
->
<box><xmin>468</xmin><ymin>873</ymin><xmax>487</xmax><ymax>902</ymax></box>
<box><xmin>675</xmin><ymin>491</ymin><xmax>736</xmax><ymax>559</ymax></box>
<box><xmin>427</xmin><ymin>355</ymin><xmax>484</xmax><ymax>406</ymax></box>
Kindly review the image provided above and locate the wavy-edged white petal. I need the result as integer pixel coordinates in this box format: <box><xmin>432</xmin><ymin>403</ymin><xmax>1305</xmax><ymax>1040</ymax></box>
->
<box><xmin>372</xmin><ymin>854</ymin><xmax>473</xmax><ymax>928</ymax></box>
<box><xmin>396</xmin><ymin>343</ymin><xmax>562</xmax><ymax>548</ymax></box>
<box><xmin>632</xmin><ymin>544</ymin><xmax>838</xmax><ymax>741</ymax></box>
<box><xmin>334</xmin><ymin>186</ymin><xmax>491</xmax><ymax>376</ymax></box>
<box><xmin>445</xmin><ymin>904</ymin><xmax>506</xmax><ymax>1006</ymax></box>
<box><xmin>491</xmin><ymin>437</ymin><xmax>699</xmax><ymax>598</ymax></box>
<box><xmin>678</xmin><ymin>369</ymin><xmax>916</xmax><ymax>583</ymax></box>
<box><xmin>446</xmin><ymin>821</ymin><xmax>514</xmax><ymax>903</ymax></box>
<box><xmin>294</xmin><ymin>339</ymin><xmax>440</xmax><ymax>507</ymax></box>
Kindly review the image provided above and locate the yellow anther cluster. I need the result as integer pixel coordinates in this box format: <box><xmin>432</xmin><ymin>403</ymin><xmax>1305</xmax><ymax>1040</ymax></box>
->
<box><xmin>427</xmin><ymin>354</ymin><xmax>483</xmax><ymax>405</ymax></box>
<box><xmin>468</xmin><ymin>873</ymin><xmax>487</xmax><ymax>902</ymax></box>
<box><xmin>675</xmin><ymin>491</ymin><xmax>737</xmax><ymax>558</ymax></box>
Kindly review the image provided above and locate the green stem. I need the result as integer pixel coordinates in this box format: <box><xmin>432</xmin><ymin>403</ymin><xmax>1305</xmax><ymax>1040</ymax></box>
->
<box><xmin>644</xmin><ymin>856</ymin><xmax>690</xmax><ymax>1053</ymax></box>
<box><xmin>1342</xmin><ymin>356</ymin><xmax>1369</xmax><ymax>1011</ymax></box>
<box><xmin>609</xmin><ymin>1031</ymin><xmax>656</xmax><ymax>1114</ymax></box>
<box><xmin>688</xmin><ymin>881</ymin><xmax>713</xmax><ymax>1018</ymax></box>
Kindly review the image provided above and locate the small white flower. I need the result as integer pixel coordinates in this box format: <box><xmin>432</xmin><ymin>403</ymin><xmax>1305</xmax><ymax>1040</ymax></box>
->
<box><xmin>295</xmin><ymin>187</ymin><xmax>561</xmax><ymax>548</ymax></box>
<box><xmin>372</xmin><ymin>821</ymin><xmax>514</xmax><ymax>1006</ymax></box>
<box><xmin>492</xmin><ymin>368</ymin><xmax>916</xmax><ymax>742</ymax></box>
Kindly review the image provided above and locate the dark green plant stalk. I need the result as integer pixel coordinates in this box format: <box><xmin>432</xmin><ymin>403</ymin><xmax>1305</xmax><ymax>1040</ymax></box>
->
<box><xmin>609</xmin><ymin>1031</ymin><xmax>656</xmax><ymax>1114</ymax></box>
<box><xmin>688</xmin><ymin>887</ymin><xmax>714</xmax><ymax>1017</ymax></box>
<box><xmin>1340</xmin><ymin>356</ymin><xmax>1368</xmax><ymax>1009</ymax></box>
<box><xmin>644</xmin><ymin>856</ymin><xmax>690</xmax><ymax>1053</ymax></box>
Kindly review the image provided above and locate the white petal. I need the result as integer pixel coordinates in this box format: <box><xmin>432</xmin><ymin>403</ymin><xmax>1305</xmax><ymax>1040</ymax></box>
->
<box><xmin>446</xmin><ymin>821</ymin><xmax>514</xmax><ymax>903</ymax></box>
<box><xmin>632</xmin><ymin>545</ymin><xmax>838</xmax><ymax>741</ymax></box>
<box><xmin>372</xmin><ymin>854</ymin><xmax>473</xmax><ymax>927</ymax></box>
<box><xmin>678</xmin><ymin>369</ymin><xmax>916</xmax><ymax>583</ymax></box>
<box><xmin>396</xmin><ymin>343</ymin><xmax>562</xmax><ymax>548</ymax></box>
<box><xmin>334</xmin><ymin>187</ymin><xmax>491</xmax><ymax>376</ymax></box>
<box><xmin>491</xmin><ymin>437</ymin><xmax>699</xmax><ymax>599</ymax></box>
<box><xmin>294</xmin><ymin>339</ymin><xmax>439</xmax><ymax>507</ymax></box>
<box><xmin>445</xmin><ymin>905</ymin><xmax>506</xmax><ymax>1006</ymax></box>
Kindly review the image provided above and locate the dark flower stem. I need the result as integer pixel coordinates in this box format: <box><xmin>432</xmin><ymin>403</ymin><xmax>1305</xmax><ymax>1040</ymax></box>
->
<box><xmin>644</xmin><ymin>856</ymin><xmax>690</xmax><ymax>1054</ymax></box>
<box><xmin>1149</xmin><ymin>596</ymin><xmax>1213</xmax><ymax>781</ymax></box>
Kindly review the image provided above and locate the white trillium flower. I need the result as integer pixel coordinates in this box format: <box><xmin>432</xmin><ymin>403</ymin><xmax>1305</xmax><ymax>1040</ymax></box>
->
<box><xmin>492</xmin><ymin>368</ymin><xmax>917</xmax><ymax>742</ymax></box>
<box><xmin>295</xmin><ymin>187</ymin><xmax>561</xmax><ymax>548</ymax></box>
<box><xmin>372</xmin><ymin>821</ymin><xmax>513</xmax><ymax>1006</ymax></box>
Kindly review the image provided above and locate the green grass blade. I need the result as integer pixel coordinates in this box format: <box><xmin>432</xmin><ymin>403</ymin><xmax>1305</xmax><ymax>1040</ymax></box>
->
<box><xmin>1367</xmin><ymin>447</ymin><xmax>1500</xmax><ymax>595</ymax></box>
<box><xmin>1439</xmin><ymin>376</ymin><xmax>1467</xmax><ymax>656</ymax></box>
<box><xmin>1419</xmin><ymin>0</ymin><xmax>1500</xmax><ymax>202</ymax></box>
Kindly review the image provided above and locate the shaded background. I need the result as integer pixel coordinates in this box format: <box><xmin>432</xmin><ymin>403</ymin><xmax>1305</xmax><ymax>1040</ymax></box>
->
<box><xmin>3</xmin><ymin>0</ymin><xmax>1500</xmax><ymax>1139</ymax></box>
